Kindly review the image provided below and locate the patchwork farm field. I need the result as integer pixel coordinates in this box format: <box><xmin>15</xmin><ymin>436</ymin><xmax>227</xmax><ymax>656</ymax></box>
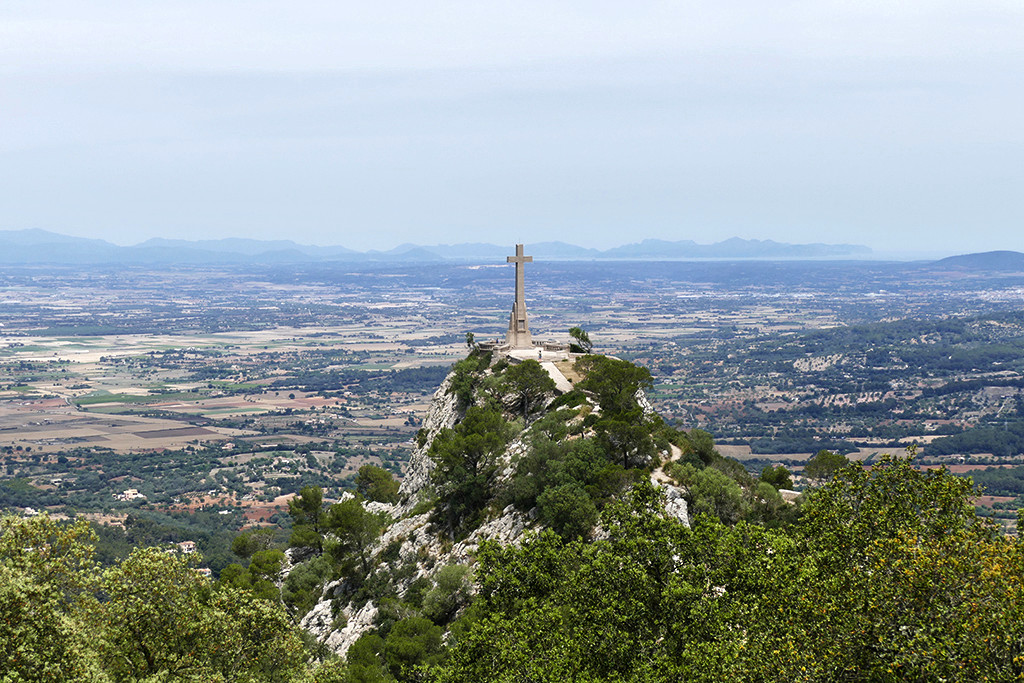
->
<box><xmin>0</xmin><ymin>316</ymin><xmax>459</xmax><ymax>537</ymax></box>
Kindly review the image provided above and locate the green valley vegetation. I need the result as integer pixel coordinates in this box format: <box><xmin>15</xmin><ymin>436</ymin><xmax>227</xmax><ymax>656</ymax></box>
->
<box><xmin>0</xmin><ymin>514</ymin><xmax>312</xmax><ymax>682</ymax></box>
<box><xmin>635</xmin><ymin>310</ymin><xmax>1024</xmax><ymax>465</ymax></box>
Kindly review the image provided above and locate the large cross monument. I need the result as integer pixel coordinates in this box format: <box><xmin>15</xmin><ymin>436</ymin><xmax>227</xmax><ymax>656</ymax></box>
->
<box><xmin>506</xmin><ymin>244</ymin><xmax>533</xmax><ymax>349</ymax></box>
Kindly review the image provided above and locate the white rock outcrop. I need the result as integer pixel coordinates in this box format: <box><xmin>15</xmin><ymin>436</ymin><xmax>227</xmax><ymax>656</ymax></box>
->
<box><xmin>661</xmin><ymin>484</ymin><xmax>690</xmax><ymax>527</ymax></box>
<box><xmin>397</xmin><ymin>374</ymin><xmax>461</xmax><ymax>514</ymax></box>
<box><xmin>301</xmin><ymin>591</ymin><xmax>379</xmax><ymax>657</ymax></box>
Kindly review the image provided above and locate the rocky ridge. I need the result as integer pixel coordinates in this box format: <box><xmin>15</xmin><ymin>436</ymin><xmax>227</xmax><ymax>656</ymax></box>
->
<box><xmin>298</xmin><ymin>354</ymin><xmax>688</xmax><ymax>656</ymax></box>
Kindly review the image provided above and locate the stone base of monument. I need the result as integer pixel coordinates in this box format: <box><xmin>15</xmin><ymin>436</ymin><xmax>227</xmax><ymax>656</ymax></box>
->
<box><xmin>475</xmin><ymin>339</ymin><xmax>577</xmax><ymax>392</ymax></box>
<box><xmin>505</xmin><ymin>343</ymin><xmax>576</xmax><ymax>393</ymax></box>
<box><xmin>476</xmin><ymin>340</ymin><xmax>510</xmax><ymax>353</ymax></box>
<box><xmin>506</xmin><ymin>346</ymin><xmax>570</xmax><ymax>363</ymax></box>
<box><xmin>477</xmin><ymin>339</ymin><xmax>571</xmax><ymax>360</ymax></box>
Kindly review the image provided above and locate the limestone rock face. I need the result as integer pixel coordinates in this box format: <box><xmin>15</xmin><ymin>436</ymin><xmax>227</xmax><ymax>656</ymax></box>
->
<box><xmin>297</xmin><ymin>394</ymin><xmax>457</xmax><ymax>661</ymax></box>
<box><xmin>301</xmin><ymin>590</ymin><xmax>378</xmax><ymax>657</ymax></box>
<box><xmin>364</xmin><ymin>500</ymin><xmax>398</xmax><ymax>517</ymax></box>
<box><xmin>294</xmin><ymin>363</ymin><xmax>538</xmax><ymax>657</ymax></box>
<box><xmin>298</xmin><ymin>505</ymin><xmax>532</xmax><ymax>658</ymax></box>
<box><xmin>397</xmin><ymin>373</ymin><xmax>460</xmax><ymax>514</ymax></box>
<box><xmin>636</xmin><ymin>388</ymin><xmax>656</xmax><ymax>418</ymax></box>
<box><xmin>661</xmin><ymin>484</ymin><xmax>690</xmax><ymax>527</ymax></box>
<box><xmin>448</xmin><ymin>505</ymin><xmax>530</xmax><ymax>565</ymax></box>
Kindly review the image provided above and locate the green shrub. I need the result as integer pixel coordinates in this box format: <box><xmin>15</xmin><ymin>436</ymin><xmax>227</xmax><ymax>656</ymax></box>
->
<box><xmin>422</xmin><ymin>565</ymin><xmax>473</xmax><ymax>625</ymax></box>
<box><xmin>283</xmin><ymin>553</ymin><xmax>332</xmax><ymax>617</ymax></box>
<box><xmin>384</xmin><ymin>616</ymin><xmax>444</xmax><ymax>681</ymax></box>
<box><xmin>429</xmin><ymin>407</ymin><xmax>513</xmax><ymax>534</ymax></box>
<box><xmin>760</xmin><ymin>464</ymin><xmax>794</xmax><ymax>490</ymax></box>
<box><xmin>537</xmin><ymin>484</ymin><xmax>598</xmax><ymax>540</ymax></box>
<box><xmin>403</xmin><ymin>575</ymin><xmax>433</xmax><ymax>609</ymax></box>
<box><xmin>689</xmin><ymin>467</ymin><xmax>749</xmax><ymax>525</ymax></box>
<box><xmin>357</xmin><ymin>464</ymin><xmax>400</xmax><ymax>504</ymax></box>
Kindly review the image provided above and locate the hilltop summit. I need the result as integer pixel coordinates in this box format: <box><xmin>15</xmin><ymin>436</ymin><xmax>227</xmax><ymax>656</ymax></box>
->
<box><xmin>297</xmin><ymin>349</ymin><xmax>693</xmax><ymax>656</ymax></box>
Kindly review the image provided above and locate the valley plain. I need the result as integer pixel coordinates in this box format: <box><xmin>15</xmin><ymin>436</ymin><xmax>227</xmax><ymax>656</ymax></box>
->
<box><xmin>3</xmin><ymin>255</ymin><xmax>1024</xmax><ymax>532</ymax></box>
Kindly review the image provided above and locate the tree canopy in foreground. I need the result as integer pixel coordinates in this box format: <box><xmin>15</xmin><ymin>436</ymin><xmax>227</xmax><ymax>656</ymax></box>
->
<box><xmin>434</xmin><ymin>457</ymin><xmax>1024</xmax><ymax>682</ymax></box>
<box><xmin>3</xmin><ymin>455</ymin><xmax>1023</xmax><ymax>682</ymax></box>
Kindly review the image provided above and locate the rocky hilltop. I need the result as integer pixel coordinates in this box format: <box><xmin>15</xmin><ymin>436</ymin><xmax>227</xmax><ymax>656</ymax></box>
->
<box><xmin>294</xmin><ymin>350</ymin><xmax>692</xmax><ymax>657</ymax></box>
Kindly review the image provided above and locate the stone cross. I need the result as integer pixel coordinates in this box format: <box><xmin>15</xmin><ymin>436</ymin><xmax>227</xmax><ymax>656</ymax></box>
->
<box><xmin>506</xmin><ymin>244</ymin><xmax>533</xmax><ymax>349</ymax></box>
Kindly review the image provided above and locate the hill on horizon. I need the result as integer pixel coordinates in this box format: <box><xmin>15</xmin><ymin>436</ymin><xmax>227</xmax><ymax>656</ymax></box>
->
<box><xmin>928</xmin><ymin>250</ymin><xmax>1024</xmax><ymax>271</ymax></box>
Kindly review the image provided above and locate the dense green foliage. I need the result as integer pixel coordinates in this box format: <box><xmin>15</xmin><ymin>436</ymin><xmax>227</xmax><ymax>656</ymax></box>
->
<box><xmin>325</xmin><ymin>496</ymin><xmax>386</xmax><ymax>577</ymax></box>
<box><xmin>446</xmin><ymin>352</ymin><xmax>492</xmax><ymax>409</ymax></box>
<box><xmin>575</xmin><ymin>354</ymin><xmax>659</xmax><ymax>468</ymax></box>
<box><xmin>759</xmin><ymin>464</ymin><xmax>793</xmax><ymax>490</ymax></box>
<box><xmin>568</xmin><ymin>326</ymin><xmax>593</xmax><ymax>354</ymax></box>
<box><xmin>509</xmin><ymin>433</ymin><xmax>634</xmax><ymax>540</ymax></box>
<box><xmin>289</xmin><ymin>485</ymin><xmax>326</xmax><ymax>554</ymax></box>
<box><xmin>0</xmin><ymin>514</ymin><xmax>308</xmax><ymax>682</ymax></box>
<box><xmin>221</xmin><ymin>548</ymin><xmax>287</xmax><ymax>602</ymax></box>
<box><xmin>433</xmin><ymin>459</ymin><xmax>1024</xmax><ymax>682</ymax></box>
<box><xmin>969</xmin><ymin>464</ymin><xmax>1024</xmax><ymax>496</ymax></box>
<box><xmin>429</xmin><ymin>406</ymin><xmax>516</xmax><ymax>534</ymax></box>
<box><xmin>804</xmin><ymin>449</ymin><xmax>851</xmax><ymax>482</ymax></box>
<box><xmin>232</xmin><ymin>527</ymin><xmax>280</xmax><ymax>559</ymax></box>
<box><xmin>928</xmin><ymin>418</ymin><xmax>1024</xmax><ymax>457</ymax></box>
<box><xmin>85</xmin><ymin>511</ymin><xmax>243</xmax><ymax>574</ymax></box>
<box><xmin>356</xmin><ymin>465</ymin><xmax>400</xmax><ymax>504</ymax></box>
<box><xmin>495</xmin><ymin>359</ymin><xmax>556</xmax><ymax>418</ymax></box>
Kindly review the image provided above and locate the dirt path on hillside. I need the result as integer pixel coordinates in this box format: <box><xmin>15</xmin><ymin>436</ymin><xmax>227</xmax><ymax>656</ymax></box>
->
<box><xmin>651</xmin><ymin>443</ymin><xmax>682</xmax><ymax>486</ymax></box>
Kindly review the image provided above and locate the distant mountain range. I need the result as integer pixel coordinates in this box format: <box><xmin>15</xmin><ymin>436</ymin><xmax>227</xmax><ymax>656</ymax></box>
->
<box><xmin>0</xmin><ymin>229</ymin><xmax>878</xmax><ymax>265</ymax></box>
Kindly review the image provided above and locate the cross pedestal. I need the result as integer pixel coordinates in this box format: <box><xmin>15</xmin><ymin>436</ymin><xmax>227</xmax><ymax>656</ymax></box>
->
<box><xmin>506</xmin><ymin>244</ymin><xmax>533</xmax><ymax>349</ymax></box>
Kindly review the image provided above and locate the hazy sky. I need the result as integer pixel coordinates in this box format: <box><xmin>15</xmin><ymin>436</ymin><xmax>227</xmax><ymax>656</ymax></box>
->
<box><xmin>2</xmin><ymin>2</ymin><xmax>1022</xmax><ymax>254</ymax></box>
